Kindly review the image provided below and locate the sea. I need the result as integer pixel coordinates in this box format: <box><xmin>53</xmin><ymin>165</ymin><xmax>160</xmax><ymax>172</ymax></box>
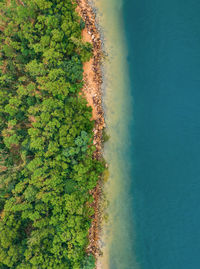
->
<box><xmin>95</xmin><ymin>0</ymin><xmax>200</xmax><ymax>268</ymax></box>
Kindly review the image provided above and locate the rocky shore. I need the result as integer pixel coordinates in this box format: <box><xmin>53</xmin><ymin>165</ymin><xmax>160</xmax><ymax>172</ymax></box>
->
<box><xmin>76</xmin><ymin>0</ymin><xmax>105</xmax><ymax>267</ymax></box>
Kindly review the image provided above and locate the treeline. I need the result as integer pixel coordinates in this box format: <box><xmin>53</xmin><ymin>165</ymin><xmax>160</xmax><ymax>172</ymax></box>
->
<box><xmin>0</xmin><ymin>0</ymin><xmax>104</xmax><ymax>268</ymax></box>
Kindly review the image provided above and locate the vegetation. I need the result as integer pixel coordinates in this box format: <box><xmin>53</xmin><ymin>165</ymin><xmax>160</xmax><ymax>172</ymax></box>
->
<box><xmin>0</xmin><ymin>0</ymin><xmax>104</xmax><ymax>268</ymax></box>
<box><xmin>102</xmin><ymin>129</ymin><xmax>110</xmax><ymax>143</ymax></box>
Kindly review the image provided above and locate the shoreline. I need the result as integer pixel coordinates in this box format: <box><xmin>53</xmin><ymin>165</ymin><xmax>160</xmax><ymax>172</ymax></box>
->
<box><xmin>83</xmin><ymin>1</ymin><xmax>138</xmax><ymax>268</ymax></box>
<box><xmin>76</xmin><ymin>0</ymin><xmax>105</xmax><ymax>267</ymax></box>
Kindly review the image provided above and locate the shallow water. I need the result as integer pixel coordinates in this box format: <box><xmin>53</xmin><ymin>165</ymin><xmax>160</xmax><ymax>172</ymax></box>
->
<box><xmin>93</xmin><ymin>0</ymin><xmax>138</xmax><ymax>268</ymax></box>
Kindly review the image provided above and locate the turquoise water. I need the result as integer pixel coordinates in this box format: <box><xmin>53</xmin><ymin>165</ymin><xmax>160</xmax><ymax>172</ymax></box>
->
<box><xmin>123</xmin><ymin>0</ymin><xmax>200</xmax><ymax>268</ymax></box>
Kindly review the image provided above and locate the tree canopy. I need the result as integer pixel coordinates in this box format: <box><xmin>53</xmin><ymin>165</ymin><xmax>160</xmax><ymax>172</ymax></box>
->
<box><xmin>0</xmin><ymin>0</ymin><xmax>104</xmax><ymax>268</ymax></box>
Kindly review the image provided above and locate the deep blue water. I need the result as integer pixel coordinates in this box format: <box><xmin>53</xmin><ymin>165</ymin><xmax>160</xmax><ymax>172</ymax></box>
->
<box><xmin>123</xmin><ymin>0</ymin><xmax>200</xmax><ymax>268</ymax></box>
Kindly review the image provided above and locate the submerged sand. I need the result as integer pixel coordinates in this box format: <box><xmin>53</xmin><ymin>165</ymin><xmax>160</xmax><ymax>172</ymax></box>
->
<box><xmin>90</xmin><ymin>0</ymin><xmax>139</xmax><ymax>269</ymax></box>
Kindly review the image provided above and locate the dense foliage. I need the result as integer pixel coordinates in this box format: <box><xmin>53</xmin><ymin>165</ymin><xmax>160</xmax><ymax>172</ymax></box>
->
<box><xmin>0</xmin><ymin>0</ymin><xmax>104</xmax><ymax>268</ymax></box>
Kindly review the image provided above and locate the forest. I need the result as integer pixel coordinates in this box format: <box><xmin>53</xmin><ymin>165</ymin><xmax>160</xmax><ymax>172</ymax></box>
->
<box><xmin>0</xmin><ymin>0</ymin><xmax>104</xmax><ymax>268</ymax></box>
